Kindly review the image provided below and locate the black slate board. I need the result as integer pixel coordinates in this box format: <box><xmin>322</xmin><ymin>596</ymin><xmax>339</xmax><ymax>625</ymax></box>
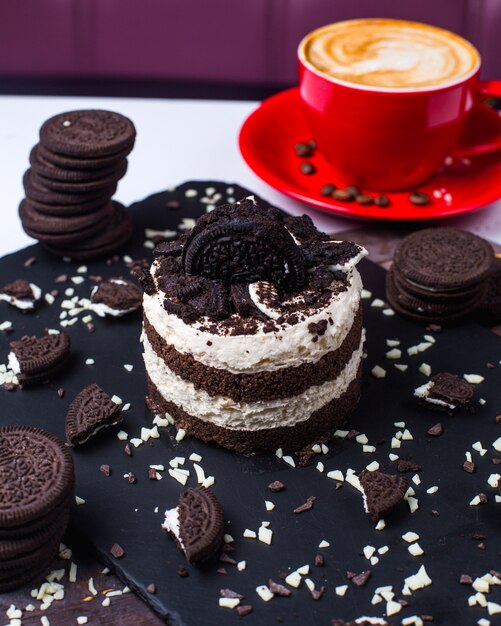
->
<box><xmin>0</xmin><ymin>182</ymin><xmax>500</xmax><ymax>625</ymax></box>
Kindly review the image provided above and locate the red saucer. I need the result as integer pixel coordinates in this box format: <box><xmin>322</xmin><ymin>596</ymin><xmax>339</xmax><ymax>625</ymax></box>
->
<box><xmin>239</xmin><ymin>87</ymin><xmax>501</xmax><ymax>221</ymax></box>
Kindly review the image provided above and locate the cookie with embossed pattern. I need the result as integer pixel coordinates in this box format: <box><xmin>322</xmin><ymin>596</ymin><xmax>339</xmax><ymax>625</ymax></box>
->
<box><xmin>65</xmin><ymin>383</ymin><xmax>123</xmax><ymax>446</ymax></box>
<box><xmin>162</xmin><ymin>487</ymin><xmax>224</xmax><ymax>563</ymax></box>
<box><xmin>89</xmin><ymin>278</ymin><xmax>143</xmax><ymax>318</ymax></box>
<box><xmin>0</xmin><ymin>426</ymin><xmax>74</xmax><ymax>528</ymax></box>
<box><xmin>394</xmin><ymin>227</ymin><xmax>494</xmax><ymax>290</ymax></box>
<box><xmin>44</xmin><ymin>201</ymin><xmax>133</xmax><ymax>260</ymax></box>
<box><xmin>40</xmin><ymin>109</ymin><xmax>136</xmax><ymax>157</ymax></box>
<box><xmin>359</xmin><ymin>469</ymin><xmax>408</xmax><ymax>521</ymax></box>
<box><xmin>8</xmin><ymin>332</ymin><xmax>71</xmax><ymax>386</ymax></box>
<box><xmin>0</xmin><ymin>279</ymin><xmax>41</xmax><ymax>311</ymax></box>
<box><xmin>30</xmin><ymin>144</ymin><xmax>127</xmax><ymax>182</ymax></box>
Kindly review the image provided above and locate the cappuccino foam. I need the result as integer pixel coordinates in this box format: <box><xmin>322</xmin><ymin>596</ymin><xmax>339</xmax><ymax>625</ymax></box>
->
<box><xmin>302</xmin><ymin>19</ymin><xmax>478</xmax><ymax>89</ymax></box>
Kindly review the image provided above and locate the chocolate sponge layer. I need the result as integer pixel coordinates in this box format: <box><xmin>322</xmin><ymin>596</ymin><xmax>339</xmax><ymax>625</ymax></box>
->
<box><xmin>143</xmin><ymin>304</ymin><xmax>362</xmax><ymax>403</ymax></box>
<box><xmin>145</xmin><ymin>365</ymin><xmax>362</xmax><ymax>456</ymax></box>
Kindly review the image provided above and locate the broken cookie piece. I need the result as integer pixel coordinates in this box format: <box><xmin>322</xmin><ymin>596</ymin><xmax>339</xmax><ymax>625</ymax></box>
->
<box><xmin>8</xmin><ymin>332</ymin><xmax>70</xmax><ymax>386</ymax></box>
<box><xmin>88</xmin><ymin>278</ymin><xmax>142</xmax><ymax>317</ymax></box>
<box><xmin>0</xmin><ymin>279</ymin><xmax>41</xmax><ymax>311</ymax></box>
<box><xmin>414</xmin><ymin>372</ymin><xmax>474</xmax><ymax>413</ymax></box>
<box><xmin>65</xmin><ymin>383</ymin><xmax>123</xmax><ymax>446</ymax></box>
<box><xmin>359</xmin><ymin>469</ymin><xmax>408</xmax><ymax>521</ymax></box>
<box><xmin>161</xmin><ymin>487</ymin><xmax>224</xmax><ymax>564</ymax></box>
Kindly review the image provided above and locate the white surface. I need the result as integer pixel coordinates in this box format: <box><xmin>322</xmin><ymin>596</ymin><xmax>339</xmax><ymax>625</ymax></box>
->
<box><xmin>0</xmin><ymin>94</ymin><xmax>500</xmax><ymax>257</ymax></box>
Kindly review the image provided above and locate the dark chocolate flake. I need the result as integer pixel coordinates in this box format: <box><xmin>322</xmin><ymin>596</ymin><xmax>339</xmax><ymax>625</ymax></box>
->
<box><xmin>110</xmin><ymin>543</ymin><xmax>125</xmax><ymax>558</ymax></box>
<box><xmin>269</xmin><ymin>579</ymin><xmax>292</xmax><ymax>597</ymax></box>
<box><xmin>311</xmin><ymin>586</ymin><xmax>325</xmax><ymax>600</ymax></box>
<box><xmin>220</xmin><ymin>588</ymin><xmax>245</xmax><ymax>599</ymax></box>
<box><xmin>219</xmin><ymin>553</ymin><xmax>237</xmax><ymax>565</ymax></box>
<box><xmin>146</xmin><ymin>583</ymin><xmax>156</xmax><ymax>593</ymax></box>
<box><xmin>427</xmin><ymin>423</ymin><xmax>444</xmax><ymax>437</ymax></box>
<box><xmin>268</xmin><ymin>480</ymin><xmax>285</xmax><ymax>492</ymax></box>
<box><xmin>459</xmin><ymin>574</ymin><xmax>473</xmax><ymax>585</ymax></box>
<box><xmin>351</xmin><ymin>570</ymin><xmax>372</xmax><ymax>587</ymax></box>
<box><xmin>314</xmin><ymin>554</ymin><xmax>325</xmax><ymax>567</ymax></box>
<box><xmin>127</xmin><ymin>472</ymin><xmax>136</xmax><ymax>484</ymax></box>
<box><xmin>177</xmin><ymin>567</ymin><xmax>189</xmax><ymax>577</ymax></box>
<box><xmin>293</xmin><ymin>495</ymin><xmax>316</xmax><ymax>514</ymax></box>
<box><xmin>100</xmin><ymin>464</ymin><xmax>111</xmax><ymax>477</ymax></box>
<box><xmin>236</xmin><ymin>605</ymin><xmax>253</xmax><ymax>617</ymax></box>
<box><xmin>463</xmin><ymin>461</ymin><xmax>476</xmax><ymax>473</ymax></box>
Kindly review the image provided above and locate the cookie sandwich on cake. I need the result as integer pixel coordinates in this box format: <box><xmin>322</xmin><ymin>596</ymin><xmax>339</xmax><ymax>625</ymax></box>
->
<box><xmin>138</xmin><ymin>198</ymin><xmax>367</xmax><ymax>454</ymax></box>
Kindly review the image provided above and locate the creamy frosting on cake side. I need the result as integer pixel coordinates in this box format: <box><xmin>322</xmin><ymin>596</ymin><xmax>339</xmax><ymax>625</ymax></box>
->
<box><xmin>138</xmin><ymin>198</ymin><xmax>367</xmax><ymax>454</ymax></box>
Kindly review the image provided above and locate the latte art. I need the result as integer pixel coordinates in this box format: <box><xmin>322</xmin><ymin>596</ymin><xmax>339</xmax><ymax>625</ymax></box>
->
<box><xmin>301</xmin><ymin>19</ymin><xmax>479</xmax><ymax>89</ymax></box>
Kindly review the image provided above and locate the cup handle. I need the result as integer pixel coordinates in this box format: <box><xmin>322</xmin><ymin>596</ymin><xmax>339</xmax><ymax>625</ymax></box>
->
<box><xmin>452</xmin><ymin>80</ymin><xmax>501</xmax><ymax>157</ymax></box>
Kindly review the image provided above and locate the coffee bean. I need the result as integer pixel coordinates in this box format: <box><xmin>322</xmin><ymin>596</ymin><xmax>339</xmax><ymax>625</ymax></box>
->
<box><xmin>355</xmin><ymin>194</ymin><xmax>374</xmax><ymax>205</ymax></box>
<box><xmin>333</xmin><ymin>189</ymin><xmax>354</xmax><ymax>202</ymax></box>
<box><xmin>409</xmin><ymin>191</ymin><xmax>430</xmax><ymax>206</ymax></box>
<box><xmin>295</xmin><ymin>142</ymin><xmax>313</xmax><ymax>157</ymax></box>
<box><xmin>320</xmin><ymin>184</ymin><xmax>336</xmax><ymax>196</ymax></box>
<box><xmin>300</xmin><ymin>162</ymin><xmax>316</xmax><ymax>175</ymax></box>
<box><xmin>345</xmin><ymin>185</ymin><xmax>361</xmax><ymax>198</ymax></box>
<box><xmin>375</xmin><ymin>195</ymin><xmax>391</xmax><ymax>207</ymax></box>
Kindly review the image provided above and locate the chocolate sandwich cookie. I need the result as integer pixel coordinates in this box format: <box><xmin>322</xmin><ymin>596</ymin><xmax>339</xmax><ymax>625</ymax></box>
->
<box><xmin>0</xmin><ymin>548</ymin><xmax>61</xmax><ymax>592</ymax></box>
<box><xmin>39</xmin><ymin>109</ymin><xmax>136</xmax><ymax>157</ymax></box>
<box><xmin>414</xmin><ymin>372</ymin><xmax>474</xmax><ymax>413</ymax></box>
<box><xmin>0</xmin><ymin>426</ymin><xmax>74</xmax><ymax>527</ymax></box>
<box><xmin>19</xmin><ymin>198</ymin><xmax>113</xmax><ymax>236</ymax></box>
<box><xmin>44</xmin><ymin>201</ymin><xmax>133</xmax><ymax>260</ymax></box>
<box><xmin>0</xmin><ymin>279</ymin><xmax>41</xmax><ymax>310</ymax></box>
<box><xmin>66</xmin><ymin>383</ymin><xmax>123</xmax><ymax>446</ymax></box>
<box><xmin>477</xmin><ymin>257</ymin><xmax>501</xmax><ymax>323</ymax></box>
<box><xmin>36</xmin><ymin>141</ymin><xmax>132</xmax><ymax>171</ymax></box>
<box><xmin>0</xmin><ymin>509</ymin><xmax>69</xmax><ymax>560</ymax></box>
<box><xmin>24</xmin><ymin>192</ymin><xmax>117</xmax><ymax>217</ymax></box>
<box><xmin>394</xmin><ymin>227</ymin><xmax>494</xmax><ymax>290</ymax></box>
<box><xmin>8</xmin><ymin>332</ymin><xmax>71</xmax><ymax>386</ymax></box>
<box><xmin>162</xmin><ymin>487</ymin><xmax>224</xmax><ymax>563</ymax></box>
<box><xmin>359</xmin><ymin>469</ymin><xmax>408</xmax><ymax>521</ymax></box>
<box><xmin>89</xmin><ymin>278</ymin><xmax>143</xmax><ymax>317</ymax></box>
<box><xmin>23</xmin><ymin>169</ymin><xmax>117</xmax><ymax>206</ymax></box>
<box><xmin>21</xmin><ymin>212</ymin><xmax>111</xmax><ymax>247</ymax></box>
<box><xmin>28</xmin><ymin>158</ymin><xmax>127</xmax><ymax>194</ymax></box>
<box><xmin>0</xmin><ymin>490</ymin><xmax>74</xmax><ymax>540</ymax></box>
<box><xmin>385</xmin><ymin>268</ymin><xmax>478</xmax><ymax>324</ymax></box>
<box><xmin>0</xmin><ymin>514</ymin><xmax>67</xmax><ymax>571</ymax></box>
<box><xmin>391</xmin><ymin>262</ymin><xmax>484</xmax><ymax>304</ymax></box>
<box><xmin>30</xmin><ymin>145</ymin><xmax>128</xmax><ymax>183</ymax></box>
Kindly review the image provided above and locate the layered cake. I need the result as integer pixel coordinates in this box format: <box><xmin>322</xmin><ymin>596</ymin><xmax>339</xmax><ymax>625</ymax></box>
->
<box><xmin>140</xmin><ymin>199</ymin><xmax>366</xmax><ymax>454</ymax></box>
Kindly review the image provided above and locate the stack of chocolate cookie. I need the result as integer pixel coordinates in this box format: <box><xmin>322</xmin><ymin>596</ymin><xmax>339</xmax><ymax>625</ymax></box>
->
<box><xmin>0</xmin><ymin>426</ymin><xmax>74</xmax><ymax>591</ymax></box>
<box><xmin>20</xmin><ymin>109</ymin><xmax>136</xmax><ymax>259</ymax></box>
<box><xmin>386</xmin><ymin>227</ymin><xmax>495</xmax><ymax>324</ymax></box>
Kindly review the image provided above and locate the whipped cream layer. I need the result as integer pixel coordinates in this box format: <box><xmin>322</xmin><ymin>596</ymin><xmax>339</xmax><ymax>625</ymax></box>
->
<box><xmin>303</xmin><ymin>19</ymin><xmax>478</xmax><ymax>89</ymax></box>
<box><xmin>143</xmin><ymin>269</ymin><xmax>362</xmax><ymax>374</ymax></box>
<box><xmin>142</xmin><ymin>333</ymin><xmax>364</xmax><ymax>431</ymax></box>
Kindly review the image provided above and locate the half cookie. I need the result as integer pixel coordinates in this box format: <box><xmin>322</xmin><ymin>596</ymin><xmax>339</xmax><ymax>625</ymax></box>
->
<box><xmin>359</xmin><ymin>470</ymin><xmax>408</xmax><ymax>521</ymax></box>
<box><xmin>0</xmin><ymin>279</ymin><xmax>41</xmax><ymax>311</ymax></box>
<box><xmin>88</xmin><ymin>278</ymin><xmax>142</xmax><ymax>317</ymax></box>
<box><xmin>8</xmin><ymin>332</ymin><xmax>71</xmax><ymax>386</ymax></box>
<box><xmin>161</xmin><ymin>487</ymin><xmax>224</xmax><ymax>563</ymax></box>
<box><xmin>66</xmin><ymin>383</ymin><xmax>123</xmax><ymax>446</ymax></box>
<box><xmin>414</xmin><ymin>372</ymin><xmax>474</xmax><ymax>413</ymax></box>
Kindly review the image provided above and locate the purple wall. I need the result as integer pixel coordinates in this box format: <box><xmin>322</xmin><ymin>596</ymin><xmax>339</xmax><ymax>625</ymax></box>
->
<box><xmin>1</xmin><ymin>0</ymin><xmax>500</xmax><ymax>85</ymax></box>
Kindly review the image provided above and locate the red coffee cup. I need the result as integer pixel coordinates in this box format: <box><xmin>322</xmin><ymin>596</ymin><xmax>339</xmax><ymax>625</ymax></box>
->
<box><xmin>298</xmin><ymin>21</ymin><xmax>501</xmax><ymax>191</ymax></box>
